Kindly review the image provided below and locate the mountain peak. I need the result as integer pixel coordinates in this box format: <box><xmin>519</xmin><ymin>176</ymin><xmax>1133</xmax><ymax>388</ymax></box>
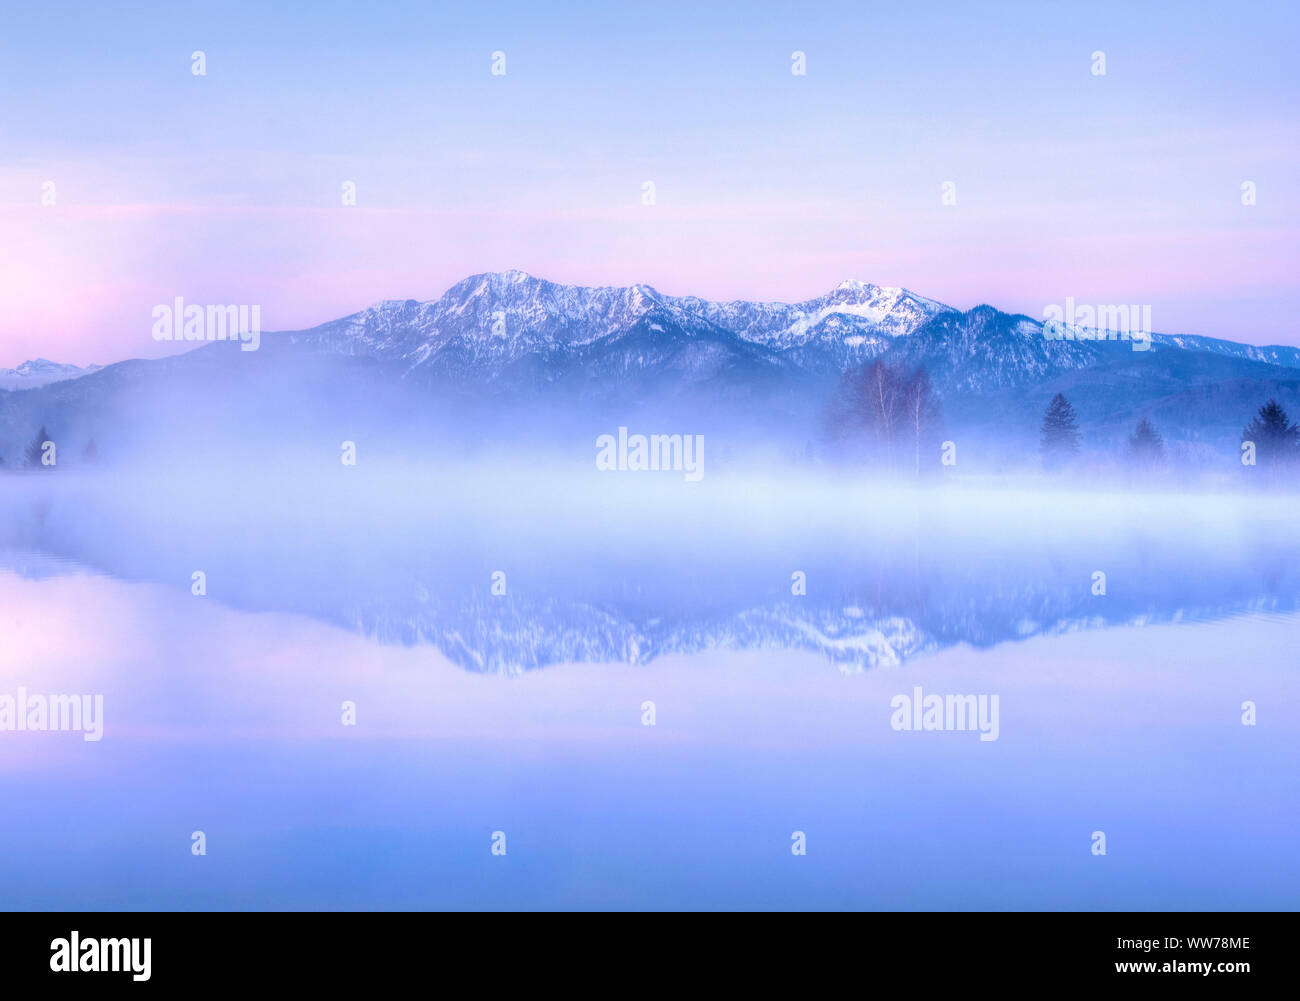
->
<box><xmin>0</xmin><ymin>358</ymin><xmax>102</xmax><ymax>391</ymax></box>
<box><xmin>17</xmin><ymin>358</ymin><xmax>62</xmax><ymax>373</ymax></box>
<box><xmin>832</xmin><ymin>279</ymin><xmax>921</xmax><ymax>299</ymax></box>
<box><xmin>298</xmin><ymin>271</ymin><xmax>969</xmax><ymax>377</ymax></box>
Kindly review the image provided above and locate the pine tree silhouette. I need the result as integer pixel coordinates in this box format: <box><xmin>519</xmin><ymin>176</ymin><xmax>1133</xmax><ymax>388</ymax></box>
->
<box><xmin>1127</xmin><ymin>417</ymin><xmax>1164</xmax><ymax>468</ymax></box>
<box><xmin>1242</xmin><ymin>399</ymin><xmax>1299</xmax><ymax>469</ymax></box>
<box><xmin>1039</xmin><ymin>394</ymin><xmax>1081</xmax><ymax>469</ymax></box>
<box><xmin>24</xmin><ymin>426</ymin><xmax>51</xmax><ymax>468</ymax></box>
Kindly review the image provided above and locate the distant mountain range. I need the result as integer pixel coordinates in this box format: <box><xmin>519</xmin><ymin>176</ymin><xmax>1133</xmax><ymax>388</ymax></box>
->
<box><xmin>0</xmin><ymin>358</ymin><xmax>101</xmax><ymax>392</ymax></box>
<box><xmin>2</xmin><ymin>271</ymin><xmax>1299</xmax><ymax>467</ymax></box>
<box><xmin>290</xmin><ymin>271</ymin><xmax>955</xmax><ymax>378</ymax></box>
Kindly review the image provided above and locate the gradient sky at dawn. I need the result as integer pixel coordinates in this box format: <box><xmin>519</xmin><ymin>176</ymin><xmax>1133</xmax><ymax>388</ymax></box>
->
<box><xmin>1</xmin><ymin>0</ymin><xmax>1297</xmax><ymax>366</ymax></box>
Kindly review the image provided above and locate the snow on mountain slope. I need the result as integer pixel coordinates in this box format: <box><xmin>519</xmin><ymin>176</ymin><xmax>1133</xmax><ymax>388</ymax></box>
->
<box><xmin>881</xmin><ymin>305</ymin><xmax>1104</xmax><ymax>392</ymax></box>
<box><xmin>288</xmin><ymin>270</ymin><xmax>1300</xmax><ymax>392</ymax></box>
<box><xmin>0</xmin><ymin>358</ymin><xmax>102</xmax><ymax>391</ymax></box>
<box><xmin>10</xmin><ymin>274</ymin><xmax>1297</xmax><ymax>400</ymax></box>
<box><xmin>5</xmin><ymin>273</ymin><xmax>1297</xmax><ymax>469</ymax></box>
<box><xmin>1150</xmin><ymin>333</ymin><xmax>1300</xmax><ymax>369</ymax></box>
<box><xmin>285</xmin><ymin>270</ymin><xmax>954</xmax><ymax>376</ymax></box>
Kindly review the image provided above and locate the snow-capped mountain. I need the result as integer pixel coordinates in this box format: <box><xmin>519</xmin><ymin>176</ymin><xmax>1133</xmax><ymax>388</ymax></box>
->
<box><xmin>679</xmin><ymin>278</ymin><xmax>954</xmax><ymax>371</ymax></box>
<box><xmin>0</xmin><ymin>358</ymin><xmax>102</xmax><ymax>391</ymax></box>
<box><xmin>286</xmin><ymin>270</ymin><xmax>954</xmax><ymax>378</ymax></box>
<box><xmin>1149</xmin><ymin>332</ymin><xmax>1300</xmax><ymax>369</ymax></box>
<box><xmin>277</xmin><ymin>270</ymin><xmax>1300</xmax><ymax>393</ymax></box>
<box><xmin>2</xmin><ymin>270</ymin><xmax>1299</xmax><ymax>468</ymax></box>
<box><xmin>3</xmin><ymin>271</ymin><xmax>1298</xmax><ymax>672</ymax></box>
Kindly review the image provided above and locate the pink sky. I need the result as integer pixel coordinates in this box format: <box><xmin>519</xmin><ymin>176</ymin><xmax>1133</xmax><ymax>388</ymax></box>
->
<box><xmin>2</xmin><ymin>1</ymin><xmax>1297</xmax><ymax>367</ymax></box>
<box><xmin>2</xmin><ymin>173</ymin><xmax>1295</xmax><ymax>369</ymax></box>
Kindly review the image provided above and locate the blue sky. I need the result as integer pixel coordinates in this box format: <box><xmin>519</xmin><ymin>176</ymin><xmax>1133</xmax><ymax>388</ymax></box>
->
<box><xmin>1</xmin><ymin>0</ymin><xmax>1297</xmax><ymax>364</ymax></box>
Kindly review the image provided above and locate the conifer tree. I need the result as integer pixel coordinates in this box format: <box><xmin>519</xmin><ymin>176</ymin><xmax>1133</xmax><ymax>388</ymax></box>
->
<box><xmin>1127</xmin><ymin>417</ymin><xmax>1164</xmax><ymax>468</ymax></box>
<box><xmin>1242</xmin><ymin>399</ymin><xmax>1299</xmax><ymax>468</ymax></box>
<box><xmin>1039</xmin><ymin>394</ymin><xmax>1081</xmax><ymax>469</ymax></box>
<box><xmin>24</xmin><ymin>426</ymin><xmax>51</xmax><ymax>468</ymax></box>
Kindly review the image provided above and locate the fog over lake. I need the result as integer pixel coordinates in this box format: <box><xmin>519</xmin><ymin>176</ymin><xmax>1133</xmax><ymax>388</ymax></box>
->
<box><xmin>1</xmin><ymin>469</ymin><xmax>1296</xmax><ymax>909</ymax></box>
<box><xmin>3</xmin><ymin>468</ymin><xmax>1298</xmax><ymax>672</ymax></box>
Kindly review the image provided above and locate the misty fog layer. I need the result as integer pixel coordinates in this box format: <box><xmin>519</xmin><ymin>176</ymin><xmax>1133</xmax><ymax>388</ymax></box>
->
<box><xmin>4</xmin><ymin>468</ymin><xmax>1297</xmax><ymax>673</ymax></box>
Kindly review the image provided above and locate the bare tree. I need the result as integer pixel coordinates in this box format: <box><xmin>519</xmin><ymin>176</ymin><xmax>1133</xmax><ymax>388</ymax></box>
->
<box><xmin>830</xmin><ymin>360</ymin><xmax>941</xmax><ymax>474</ymax></box>
<box><xmin>902</xmin><ymin>366</ymin><xmax>941</xmax><ymax>476</ymax></box>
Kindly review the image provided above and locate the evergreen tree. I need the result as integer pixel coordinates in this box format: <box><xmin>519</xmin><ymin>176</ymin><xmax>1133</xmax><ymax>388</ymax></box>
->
<box><xmin>1126</xmin><ymin>417</ymin><xmax>1164</xmax><ymax>468</ymax></box>
<box><xmin>1039</xmin><ymin>394</ymin><xmax>1081</xmax><ymax>469</ymax></box>
<box><xmin>24</xmin><ymin>426</ymin><xmax>51</xmax><ymax>468</ymax></box>
<box><xmin>1242</xmin><ymin>399</ymin><xmax>1299</xmax><ymax>469</ymax></box>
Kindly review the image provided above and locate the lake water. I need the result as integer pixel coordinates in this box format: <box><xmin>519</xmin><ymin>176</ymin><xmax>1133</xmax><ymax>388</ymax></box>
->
<box><xmin>1</xmin><ymin>471</ymin><xmax>1296</xmax><ymax>909</ymax></box>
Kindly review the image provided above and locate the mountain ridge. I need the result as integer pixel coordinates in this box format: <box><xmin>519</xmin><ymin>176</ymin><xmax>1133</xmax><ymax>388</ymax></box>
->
<box><xmin>2</xmin><ymin>270</ymin><xmax>1299</xmax><ymax>468</ymax></box>
<box><xmin>0</xmin><ymin>358</ymin><xmax>103</xmax><ymax>391</ymax></box>
<box><xmin>9</xmin><ymin>270</ymin><xmax>1300</xmax><ymax>377</ymax></box>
